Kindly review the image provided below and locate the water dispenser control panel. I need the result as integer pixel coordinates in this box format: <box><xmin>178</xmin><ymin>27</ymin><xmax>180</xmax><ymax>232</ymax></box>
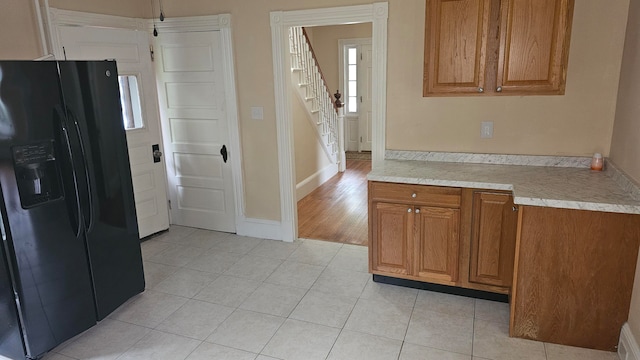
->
<box><xmin>12</xmin><ymin>141</ymin><xmax>62</xmax><ymax>208</ymax></box>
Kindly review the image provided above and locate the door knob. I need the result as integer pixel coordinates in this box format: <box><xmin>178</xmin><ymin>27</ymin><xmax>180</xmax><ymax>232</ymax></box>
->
<box><xmin>220</xmin><ymin>144</ymin><xmax>228</xmax><ymax>163</ymax></box>
<box><xmin>152</xmin><ymin>144</ymin><xmax>162</xmax><ymax>163</ymax></box>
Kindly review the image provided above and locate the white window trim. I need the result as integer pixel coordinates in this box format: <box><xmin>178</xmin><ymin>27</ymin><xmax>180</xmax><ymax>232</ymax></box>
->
<box><xmin>339</xmin><ymin>38</ymin><xmax>372</xmax><ymax>116</ymax></box>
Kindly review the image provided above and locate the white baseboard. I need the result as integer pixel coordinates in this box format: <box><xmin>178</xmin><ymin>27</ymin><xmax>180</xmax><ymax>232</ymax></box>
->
<box><xmin>296</xmin><ymin>163</ymin><xmax>338</xmax><ymax>201</ymax></box>
<box><xmin>619</xmin><ymin>323</ymin><xmax>640</xmax><ymax>360</ymax></box>
<box><xmin>235</xmin><ymin>217</ymin><xmax>283</xmax><ymax>241</ymax></box>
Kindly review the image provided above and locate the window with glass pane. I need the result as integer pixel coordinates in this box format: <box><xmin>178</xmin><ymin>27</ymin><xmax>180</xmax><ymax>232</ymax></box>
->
<box><xmin>118</xmin><ymin>75</ymin><xmax>144</xmax><ymax>130</ymax></box>
<box><xmin>347</xmin><ymin>47</ymin><xmax>358</xmax><ymax>113</ymax></box>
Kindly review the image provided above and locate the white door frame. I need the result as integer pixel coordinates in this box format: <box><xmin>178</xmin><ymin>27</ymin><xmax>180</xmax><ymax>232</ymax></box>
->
<box><xmin>46</xmin><ymin>9</ymin><xmax>248</xmax><ymax>237</ymax></box>
<box><xmin>271</xmin><ymin>3</ymin><xmax>388</xmax><ymax>242</ymax></box>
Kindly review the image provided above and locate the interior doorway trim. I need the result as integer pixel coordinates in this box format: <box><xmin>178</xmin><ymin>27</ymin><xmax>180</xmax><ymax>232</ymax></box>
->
<box><xmin>271</xmin><ymin>2</ymin><xmax>388</xmax><ymax>242</ymax></box>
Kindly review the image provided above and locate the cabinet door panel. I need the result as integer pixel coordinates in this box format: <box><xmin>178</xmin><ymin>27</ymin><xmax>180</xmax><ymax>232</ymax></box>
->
<box><xmin>469</xmin><ymin>192</ymin><xmax>517</xmax><ymax>287</ymax></box>
<box><xmin>414</xmin><ymin>207</ymin><xmax>460</xmax><ymax>282</ymax></box>
<box><xmin>371</xmin><ymin>202</ymin><xmax>412</xmax><ymax>275</ymax></box>
<box><xmin>497</xmin><ymin>0</ymin><xmax>574</xmax><ymax>94</ymax></box>
<box><xmin>424</xmin><ymin>0</ymin><xmax>491</xmax><ymax>95</ymax></box>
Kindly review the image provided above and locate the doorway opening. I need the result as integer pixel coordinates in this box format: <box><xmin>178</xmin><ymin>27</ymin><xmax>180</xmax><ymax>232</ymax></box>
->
<box><xmin>294</xmin><ymin>27</ymin><xmax>373</xmax><ymax>246</ymax></box>
<box><xmin>270</xmin><ymin>3</ymin><xmax>388</xmax><ymax>243</ymax></box>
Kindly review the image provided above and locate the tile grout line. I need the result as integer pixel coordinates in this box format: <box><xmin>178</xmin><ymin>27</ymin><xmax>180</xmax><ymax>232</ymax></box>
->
<box><xmin>472</xmin><ymin>298</ymin><xmax>476</xmax><ymax>359</ymax></box>
<box><xmin>398</xmin><ymin>288</ymin><xmax>420</xmax><ymax>359</ymax></box>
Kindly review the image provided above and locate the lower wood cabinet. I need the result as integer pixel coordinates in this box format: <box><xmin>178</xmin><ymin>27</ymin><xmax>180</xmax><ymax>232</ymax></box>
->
<box><xmin>369</xmin><ymin>182</ymin><xmax>461</xmax><ymax>286</ymax></box>
<box><xmin>511</xmin><ymin>206</ymin><xmax>640</xmax><ymax>351</ymax></box>
<box><xmin>469</xmin><ymin>191</ymin><xmax>517</xmax><ymax>288</ymax></box>
<box><xmin>369</xmin><ymin>182</ymin><xmax>517</xmax><ymax>293</ymax></box>
<box><xmin>370</xmin><ymin>181</ymin><xmax>640</xmax><ymax>351</ymax></box>
<box><xmin>414</xmin><ymin>206</ymin><xmax>460</xmax><ymax>282</ymax></box>
<box><xmin>370</xmin><ymin>202</ymin><xmax>412</xmax><ymax>276</ymax></box>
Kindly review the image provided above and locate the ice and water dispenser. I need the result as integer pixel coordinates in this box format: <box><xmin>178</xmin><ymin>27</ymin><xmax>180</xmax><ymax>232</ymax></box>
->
<box><xmin>12</xmin><ymin>141</ymin><xmax>62</xmax><ymax>208</ymax></box>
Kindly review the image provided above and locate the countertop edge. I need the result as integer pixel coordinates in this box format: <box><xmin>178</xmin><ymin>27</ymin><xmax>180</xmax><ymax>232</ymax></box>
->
<box><xmin>367</xmin><ymin>161</ymin><xmax>640</xmax><ymax>215</ymax></box>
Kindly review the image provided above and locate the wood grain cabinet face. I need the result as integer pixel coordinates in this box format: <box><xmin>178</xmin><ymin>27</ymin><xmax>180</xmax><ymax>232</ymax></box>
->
<box><xmin>497</xmin><ymin>0</ymin><xmax>574</xmax><ymax>94</ymax></box>
<box><xmin>423</xmin><ymin>0</ymin><xmax>491</xmax><ymax>95</ymax></box>
<box><xmin>369</xmin><ymin>182</ymin><xmax>462</xmax><ymax>285</ymax></box>
<box><xmin>469</xmin><ymin>192</ymin><xmax>517</xmax><ymax>287</ymax></box>
<box><xmin>370</xmin><ymin>202</ymin><xmax>413</xmax><ymax>275</ymax></box>
<box><xmin>511</xmin><ymin>206</ymin><xmax>640</xmax><ymax>351</ymax></box>
<box><xmin>414</xmin><ymin>206</ymin><xmax>460</xmax><ymax>282</ymax></box>
<box><xmin>424</xmin><ymin>0</ymin><xmax>574</xmax><ymax>96</ymax></box>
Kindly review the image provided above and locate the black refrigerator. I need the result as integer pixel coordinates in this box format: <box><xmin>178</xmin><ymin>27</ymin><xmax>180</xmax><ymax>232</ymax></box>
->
<box><xmin>0</xmin><ymin>61</ymin><xmax>145</xmax><ymax>360</ymax></box>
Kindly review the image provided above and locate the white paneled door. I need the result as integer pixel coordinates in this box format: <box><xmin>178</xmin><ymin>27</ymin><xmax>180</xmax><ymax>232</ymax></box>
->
<box><xmin>359</xmin><ymin>43</ymin><xmax>373</xmax><ymax>152</ymax></box>
<box><xmin>154</xmin><ymin>31</ymin><xmax>236</xmax><ymax>232</ymax></box>
<box><xmin>57</xmin><ymin>26</ymin><xmax>170</xmax><ymax>238</ymax></box>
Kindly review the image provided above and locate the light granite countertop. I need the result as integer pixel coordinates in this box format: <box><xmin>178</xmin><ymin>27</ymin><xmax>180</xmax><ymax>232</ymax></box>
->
<box><xmin>367</xmin><ymin>159</ymin><xmax>640</xmax><ymax>215</ymax></box>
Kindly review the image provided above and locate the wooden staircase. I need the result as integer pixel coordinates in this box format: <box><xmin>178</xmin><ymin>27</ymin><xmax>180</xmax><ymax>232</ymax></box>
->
<box><xmin>289</xmin><ymin>27</ymin><xmax>342</xmax><ymax>167</ymax></box>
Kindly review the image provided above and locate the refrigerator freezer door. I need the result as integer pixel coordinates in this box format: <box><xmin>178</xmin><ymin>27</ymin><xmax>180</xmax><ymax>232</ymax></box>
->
<box><xmin>0</xmin><ymin>216</ymin><xmax>24</xmax><ymax>360</ymax></box>
<box><xmin>0</xmin><ymin>61</ymin><xmax>97</xmax><ymax>358</ymax></box>
<box><xmin>58</xmin><ymin>61</ymin><xmax>145</xmax><ymax>320</ymax></box>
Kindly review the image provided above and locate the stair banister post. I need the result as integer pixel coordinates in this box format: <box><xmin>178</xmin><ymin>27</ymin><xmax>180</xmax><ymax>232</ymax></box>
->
<box><xmin>335</xmin><ymin>90</ymin><xmax>346</xmax><ymax>172</ymax></box>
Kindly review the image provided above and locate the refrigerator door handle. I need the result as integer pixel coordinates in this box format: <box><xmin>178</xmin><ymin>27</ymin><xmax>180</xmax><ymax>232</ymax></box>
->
<box><xmin>66</xmin><ymin>107</ymin><xmax>94</xmax><ymax>233</ymax></box>
<box><xmin>56</xmin><ymin>108</ymin><xmax>84</xmax><ymax>238</ymax></box>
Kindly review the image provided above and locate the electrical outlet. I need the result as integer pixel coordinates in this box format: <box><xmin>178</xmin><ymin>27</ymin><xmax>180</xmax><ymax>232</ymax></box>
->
<box><xmin>481</xmin><ymin>121</ymin><xmax>494</xmax><ymax>139</ymax></box>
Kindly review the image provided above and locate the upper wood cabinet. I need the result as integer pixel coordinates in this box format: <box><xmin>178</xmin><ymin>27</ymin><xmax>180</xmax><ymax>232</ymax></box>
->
<box><xmin>423</xmin><ymin>0</ymin><xmax>574</xmax><ymax>96</ymax></box>
<box><xmin>423</xmin><ymin>0</ymin><xmax>492</xmax><ymax>95</ymax></box>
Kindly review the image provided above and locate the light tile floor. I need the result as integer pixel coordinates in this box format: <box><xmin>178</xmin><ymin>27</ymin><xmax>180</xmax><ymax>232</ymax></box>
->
<box><xmin>42</xmin><ymin>226</ymin><xmax>619</xmax><ymax>360</ymax></box>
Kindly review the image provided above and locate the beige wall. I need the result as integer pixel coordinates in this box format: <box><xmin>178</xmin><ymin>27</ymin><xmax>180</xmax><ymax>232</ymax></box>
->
<box><xmin>611</xmin><ymin>1</ymin><xmax>640</xmax><ymax>184</ymax></box>
<box><xmin>0</xmin><ymin>0</ymin><xmax>42</xmax><ymax>59</ymax></box>
<box><xmin>0</xmin><ymin>0</ymin><xmax>632</xmax><ymax>222</ymax></box>
<box><xmin>611</xmin><ymin>0</ymin><xmax>640</xmax><ymax>346</ymax></box>
<box><xmin>386</xmin><ymin>0</ymin><xmax>629</xmax><ymax>156</ymax></box>
<box><xmin>292</xmin><ymin>90</ymin><xmax>333</xmax><ymax>184</ymax></box>
<box><xmin>307</xmin><ymin>23</ymin><xmax>372</xmax><ymax>98</ymax></box>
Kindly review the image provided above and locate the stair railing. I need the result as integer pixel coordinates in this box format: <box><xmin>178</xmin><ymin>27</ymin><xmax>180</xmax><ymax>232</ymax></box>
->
<box><xmin>289</xmin><ymin>26</ymin><xmax>342</xmax><ymax>167</ymax></box>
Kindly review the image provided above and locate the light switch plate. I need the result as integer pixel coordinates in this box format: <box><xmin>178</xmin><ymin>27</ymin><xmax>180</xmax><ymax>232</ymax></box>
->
<box><xmin>481</xmin><ymin>121</ymin><xmax>494</xmax><ymax>139</ymax></box>
<box><xmin>251</xmin><ymin>106</ymin><xmax>264</xmax><ymax>120</ymax></box>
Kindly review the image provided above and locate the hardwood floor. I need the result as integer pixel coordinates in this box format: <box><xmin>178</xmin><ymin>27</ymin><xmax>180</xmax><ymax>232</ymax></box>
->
<box><xmin>297</xmin><ymin>159</ymin><xmax>371</xmax><ymax>246</ymax></box>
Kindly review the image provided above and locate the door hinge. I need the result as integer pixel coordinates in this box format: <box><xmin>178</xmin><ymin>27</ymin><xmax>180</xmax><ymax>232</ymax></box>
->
<box><xmin>360</xmin><ymin>52</ymin><xmax>362</xmax><ymax>60</ymax></box>
<box><xmin>150</xmin><ymin>45</ymin><xmax>155</xmax><ymax>62</ymax></box>
<box><xmin>168</xmin><ymin>200</ymin><xmax>171</xmax><ymax>209</ymax></box>
<box><xmin>360</xmin><ymin>96</ymin><xmax>363</xmax><ymax>103</ymax></box>
<box><xmin>360</xmin><ymin>136</ymin><xmax>362</xmax><ymax>143</ymax></box>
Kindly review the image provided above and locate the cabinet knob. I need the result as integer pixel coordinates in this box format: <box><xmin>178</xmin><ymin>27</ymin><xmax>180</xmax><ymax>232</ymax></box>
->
<box><xmin>512</xmin><ymin>206</ymin><xmax>518</xmax><ymax>212</ymax></box>
<box><xmin>407</xmin><ymin>208</ymin><xmax>412</xmax><ymax>213</ymax></box>
<box><xmin>415</xmin><ymin>209</ymin><xmax>420</xmax><ymax>214</ymax></box>
<box><xmin>496</xmin><ymin>86</ymin><xmax>503</xmax><ymax>93</ymax></box>
<box><xmin>477</xmin><ymin>87</ymin><xmax>484</xmax><ymax>93</ymax></box>
<box><xmin>411</xmin><ymin>193</ymin><xmax>417</xmax><ymax>198</ymax></box>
